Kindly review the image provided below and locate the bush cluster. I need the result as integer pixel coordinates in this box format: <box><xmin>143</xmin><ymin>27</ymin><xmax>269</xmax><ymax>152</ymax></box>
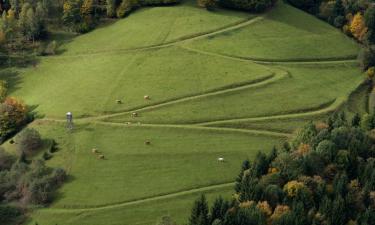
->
<box><xmin>0</xmin><ymin>146</ymin><xmax>66</xmax><ymax>223</ymax></box>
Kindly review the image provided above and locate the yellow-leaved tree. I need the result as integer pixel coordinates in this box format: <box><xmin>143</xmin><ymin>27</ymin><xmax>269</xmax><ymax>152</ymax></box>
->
<box><xmin>350</xmin><ymin>12</ymin><xmax>368</xmax><ymax>42</ymax></box>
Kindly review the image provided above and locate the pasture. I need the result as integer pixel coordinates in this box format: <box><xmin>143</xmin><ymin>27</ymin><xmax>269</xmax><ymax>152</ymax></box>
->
<box><xmin>0</xmin><ymin>0</ymin><xmax>366</xmax><ymax>224</ymax></box>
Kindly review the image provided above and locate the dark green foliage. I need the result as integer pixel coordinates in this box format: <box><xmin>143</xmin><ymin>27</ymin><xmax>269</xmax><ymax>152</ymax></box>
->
<box><xmin>189</xmin><ymin>194</ymin><xmax>209</xmax><ymax>225</ymax></box>
<box><xmin>285</xmin><ymin>0</ymin><xmax>321</xmax><ymax>15</ymax></box>
<box><xmin>292</xmin><ymin>121</ymin><xmax>317</xmax><ymax>148</ymax></box>
<box><xmin>16</xmin><ymin>128</ymin><xmax>42</xmax><ymax>156</ymax></box>
<box><xmin>352</xmin><ymin>113</ymin><xmax>361</xmax><ymax>127</ymax></box>
<box><xmin>235</xmin><ymin>206</ymin><xmax>266</xmax><ymax>225</ymax></box>
<box><xmin>0</xmin><ymin>147</ymin><xmax>15</xmax><ymax>170</ymax></box>
<box><xmin>210</xmin><ymin>196</ymin><xmax>229</xmax><ymax>223</ymax></box>
<box><xmin>218</xmin><ymin>0</ymin><xmax>276</xmax><ymax>13</ymax></box>
<box><xmin>263</xmin><ymin>184</ymin><xmax>283</xmax><ymax>207</ymax></box>
<box><xmin>0</xmin><ymin>205</ymin><xmax>21</xmax><ymax>224</ymax></box>
<box><xmin>330</xmin><ymin>0</ymin><xmax>345</xmax><ymax>27</ymax></box>
<box><xmin>358</xmin><ymin>46</ymin><xmax>375</xmax><ymax>71</ymax></box>
<box><xmin>365</xmin><ymin>7</ymin><xmax>375</xmax><ymax>44</ymax></box>
<box><xmin>0</xmin><ymin>145</ymin><xmax>66</xmax><ymax>223</ymax></box>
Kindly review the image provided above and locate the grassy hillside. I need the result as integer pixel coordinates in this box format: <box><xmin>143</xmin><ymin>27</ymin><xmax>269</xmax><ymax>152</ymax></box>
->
<box><xmin>186</xmin><ymin>2</ymin><xmax>359</xmax><ymax>61</ymax></box>
<box><xmin>0</xmin><ymin>0</ymin><xmax>366</xmax><ymax>224</ymax></box>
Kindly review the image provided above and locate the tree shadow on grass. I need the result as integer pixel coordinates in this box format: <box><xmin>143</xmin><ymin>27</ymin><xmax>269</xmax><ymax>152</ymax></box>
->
<box><xmin>50</xmin><ymin>174</ymin><xmax>77</xmax><ymax>205</ymax></box>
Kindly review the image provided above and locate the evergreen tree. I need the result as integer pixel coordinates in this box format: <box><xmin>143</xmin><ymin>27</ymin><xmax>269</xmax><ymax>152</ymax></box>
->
<box><xmin>9</xmin><ymin>0</ymin><xmax>19</xmax><ymax>16</ymax></box>
<box><xmin>330</xmin><ymin>195</ymin><xmax>346</xmax><ymax>225</ymax></box>
<box><xmin>106</xmin><ymin>0</ymin><xmax>116</xmax><ymax>17</ymax></box>
<box><xmin>331</xmin><ymin>0</ymin><xmax>345</xmax><ymax>27</ymax></box>
<box><xmin>210</xmin><ymin>196</ymin><xmax>228</xmax><ymax>223</ymax></box>
<box><xmin>18</xmin><ymin>2</ymin><xmax>32</xmax><ymax>36</ymax></box>
<box><xmin>189</xmin><ymin>194</ymin><xmax>209</xmax><ymax>225</ymax></box>
<box><xmin>352</xmin><ymin>113</ymin><xmax>361</xmax><ymax>127</ymax></box>
<box><xmin>25</xmin><ymin>7</ymin><xmax>37</xmax><ymax>41</ymax></box>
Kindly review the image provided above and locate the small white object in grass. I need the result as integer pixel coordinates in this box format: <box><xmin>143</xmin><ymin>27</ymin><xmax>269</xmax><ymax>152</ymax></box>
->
<box><xmin>217</xmin><ymin>157</ymin><xmax>225</xmax><ymax>162</ymax></box>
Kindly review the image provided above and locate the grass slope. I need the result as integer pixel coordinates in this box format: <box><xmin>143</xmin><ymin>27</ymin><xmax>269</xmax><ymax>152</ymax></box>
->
<box><xmin>27</xmin><ymin>121</ymin><xmax>283</xmax><ymax>208</ymax></box>
<box><xmin>28</xmin><ymin>185</ymin><xmax>233</xmax><ymax>225</ymax></box>
<box><xmin>106</xmin><ymin>63</ymin><xmax>363</xmax><ymax>124</ymax></box>
<box><xmin>186</xmin><ymin>2</ymin><xmax>359</xmax><ymax>61</ymax></box>
<box><xmin>0</xmin><ymin>1</ymin><xmax>364</xmax><ymax>224</ymax></box>
<box><xmin>1</xmin><ymin>47</ymin><xmax>272</xmax><ymax>118</ymax></box>
<box><xmin>61</xmin><ymin>1</ymin><xmax>252</xmax><ymax>55</ymax></box>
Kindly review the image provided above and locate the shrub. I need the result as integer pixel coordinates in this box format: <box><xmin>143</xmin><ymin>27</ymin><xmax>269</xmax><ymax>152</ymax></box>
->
<box><xmin>16</xmin><ymin>128</ymin><xmax>42</xmax><ymax>155</ymax></box>
<box><xmin>106</xmin><ymin>0</ymin><xmax>117</xmax><ymax>17</ymax></box>
<box><xmin>44</xmin><ymin>40</ymin><xmax>57</xmax><ymax>55</ymax></box>
<box><xmin>285</xmin><ymin>0</ymin><xmax>321</xmax><ymax>15</ymax></box>
<box><xmin>0</xmin><ymin>147</ymin><xmax>14</xmax><ymax>170</ymax></box>
<box><xmin>0</xmin><ymin>97</ymin><xmax>28</xmax><ymax>142</ymax></box>
<box><xmin>318</xmin><ymin>1</ymin><xmax>334</xmax><ymax>20</ymax></box>
<box><xmin>218</xmin><ymin>0</ymin><xmax>276</xmax><ymax>13</ymax></box>
<box><xmin>0</xmin><ymin>80</ymin><xmax>7</xmax><ymax>102</ymax></box>
<box><xmin>358</xmin><ymin>46</ymin><xmax>375</xmax><ymax>70</ymax></box>
<box><xmin>0</xmin><ymin>205</ymin><xmax>21</xmax><ymax>224</ymax></box>
<box><xmin>116</xmin><ymin>0</ymin><xmax>138</xmax><ymax>18</ymax></box>
<box><xmin>197</xmin><ymin>0</ymin><xmax>216</xmax><ymax>10</ymax></box>
<box><xmin>366</xmin><ymin>67</ymin><xmax>375</xmax><ymax>79</ymax></box>
<box><xmin>139</xmin><ymin>0</ymin><xmax>181</xmax><ymax>5</ymax></box>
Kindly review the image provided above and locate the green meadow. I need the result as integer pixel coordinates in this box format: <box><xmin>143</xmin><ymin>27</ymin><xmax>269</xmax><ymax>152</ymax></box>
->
<box><xmin>0</xmin><ymin>0</ymin><xmax>366</xmax><ymax>224</ymax></box>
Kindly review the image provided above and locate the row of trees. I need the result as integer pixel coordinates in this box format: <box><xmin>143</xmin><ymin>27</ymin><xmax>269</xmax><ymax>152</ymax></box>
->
<box><xmin>1</xmin><ymin>0</ymin><xmax>51</xmax><ymax>50</ymax></box>
<box><xmin>61</xmin><ymin>0</ymin><xmax>276</xmax><ymax>32</ymax></box>
<box><xmin>187</xmin><ymin>111</ymin><xmax>375</xmax><ymax>225</ymax></box>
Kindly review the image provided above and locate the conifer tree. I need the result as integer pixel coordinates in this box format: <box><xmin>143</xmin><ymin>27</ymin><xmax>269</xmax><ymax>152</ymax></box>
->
<box><xmin>189</xmin><ymin>194</ymin><xmax>209</xmax><ymax>225</ymax></box>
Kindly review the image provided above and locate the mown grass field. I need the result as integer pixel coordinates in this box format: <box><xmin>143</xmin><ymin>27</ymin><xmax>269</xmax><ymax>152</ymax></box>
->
<box><xmin>186</xmin><ymin>2</ymin><xmax>359</xmax><ymax>61</ymax></box>
<box><xmin>0</xmin><ymin>0</ymin><xmax>367</xmax><ymax>224</ymax></box>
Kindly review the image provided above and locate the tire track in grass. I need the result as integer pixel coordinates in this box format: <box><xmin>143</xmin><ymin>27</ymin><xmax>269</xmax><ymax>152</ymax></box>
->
<box><xmin>40</xmin><ymin>71</ymin><xmax>287</xmax><ymax>122</ymax></box>
<box><xmin>180</xmin><ymin>45</ymin><xmax>359</xmax><ymax>65</ymax></box>
<box><xmin>42</xmin><ymin>16</ymin><xmax>265</xmax><ymax>59</ymax></box>
<box><xmin>38</xmin><ymin>182</ymin><xmax>235</xmax><ymax>212</ymax></box>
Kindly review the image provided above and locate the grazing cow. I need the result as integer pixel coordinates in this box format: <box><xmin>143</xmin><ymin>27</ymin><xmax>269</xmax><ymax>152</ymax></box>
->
<box><xmin>98</xmin><ymin>155</ymin><xmax>105</xmax><ymax>159</ymax></box>
<box><xmin>145</xmin><ymin>140</ymin><xmax>151</xmax><ymax>145</ymax></box>
<box><xmin>132</xmin><ymin>112</ymin><xmax>138</xmax><ymax>117</ymax></box>
<box><xmin>92</xmin><ymin>148</ymin><xmax>99</xmax><ymax>154</ymax></box>
<box><xmin>116</xmin><ymin>99</ymin><xmax>122</xmax><ymax>104</ymax></box>
<box><xmin>218</xmin><ymin>157</ymin><xmax>225</xmax><ymax>162</ymax></box>
<box><xmin>144</xmin><ymin>95</ymin><xmax>150</xmax><ymax>100</ymax></box>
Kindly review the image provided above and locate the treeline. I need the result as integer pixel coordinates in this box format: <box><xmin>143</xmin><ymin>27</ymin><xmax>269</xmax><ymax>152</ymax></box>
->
<box><xmin>186</xmin><ymin>111</ymin><xmax>375</xmax><ymax>225</ymax></box>
<box><xmin>284</xmin><ymin>0</ymin><xmax>375</xmax><ymax>73</ymax></box>
<box><xmin>61</xmin><ymin>0</ymin><xmax>276</xmax><ymax>33</ymax></box>
<box><xmin>0</xmin><ymin>0</ymin><xmax>57</xmax><ymax>54</ymax></box>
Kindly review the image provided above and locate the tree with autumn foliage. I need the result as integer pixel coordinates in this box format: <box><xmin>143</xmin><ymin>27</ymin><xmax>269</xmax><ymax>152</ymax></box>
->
<box><xmin>350</xmin><ymin>12</ymin><xmax>368</xmax><ymax>42</ymax></box>
<box><xmin>0</xmin><ymin>97</ymin><xmax>28</xmax><ymax>142</ymax></box>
